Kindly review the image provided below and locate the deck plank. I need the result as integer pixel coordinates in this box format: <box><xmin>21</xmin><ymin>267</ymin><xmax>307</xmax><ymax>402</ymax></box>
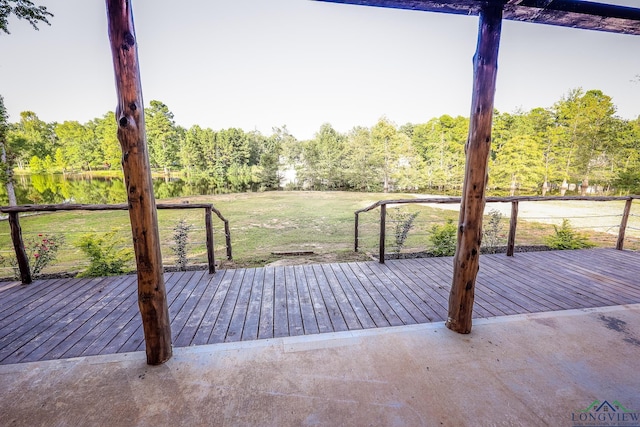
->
<box><xmin>1</xmin><ymin>248</ymin><xmax>639</xmax><ymax>365</ymax></box>
<box><xmin>173</xmin><ymin>272</ymin><xmax>225</xmax><ymax>347</ymax></box>
<box><xmin>319</xmin><ymin>264</ymin><xmax>363</xmax><ymax>330</ymax></box>
<box><xmin>211</xmin><ymin>269</ymin><xmax>246</xmax><ymax>343</ymax></box>
<box><xmin>301</xmin><ymin>265</ymin><xmax>334</xmax><ymax>333</ymax></box>
<box><xmin>190</xmin><ymin>269</ymin><xmax>236</xmax><ymax>345</ymax></box>
<box><xmin>100</xmin><ymin>271</ymin><xmax>194</xmax><ymax>355</ymax></box>
<box><xmin>258</xmin><ymin>267</ymin><xmax>275</xmax><ymax>340</ymax></box>
<box><xmin>335</xmin><ymin>263</ymin><xmax>391</xmax><ymax>328</ymax></box>
<box><xmin>293</xmin><ymin>265</ymin><xmax>320</xmax><ymax>335</ymax></box>
<box><xmin>240</xmin><ymin>267</ymin><xmax>265</xmax><ymax>341</ymax></box>
<box><xmin>17</xmin><ymin>274</ymin><xmax>134</xmax><ymax>364</ymax></box>
<box><xmin>346</xmin><ymin>262</ymin><xmax>405</xmax><ymax>327</ymax></box>
<box><xmin>285</xmin><ymin>266</ymin><xmax>304</xmax><ymax>337</ymax></box>
<box><xmin>0</xmin><ymin>277</ymin><xmax>107</xmax><ymax>362</ymax></box>
<box><xmin>226</xmin><ymin>268</ymin><xmax>256</xmax><ymax>342</ymax></box>
<box><xmin>329</xmin><ymin>263</ymin><xmax>377</xmax><ymax>329</ymax></box>
<box><xmin>47</xmin><ymin>275</ymin><xmax>138</xmax><ymax>360</ymax></box>
<box><xmin>273</xmin><ymin>267</ymin><xmax>290</xmax><ymax>338</ymax></box>
<box><xmin>159</xmin><ymin>271</ymin><xmax>209</xmax><ymax>348</ymax></box>
<box><xmin>311</xmin><ymin>264</ymin><xmax>349</xmax><ymax>332</ymax></box>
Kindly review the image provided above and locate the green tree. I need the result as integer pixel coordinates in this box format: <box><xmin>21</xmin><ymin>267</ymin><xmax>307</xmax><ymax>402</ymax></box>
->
<box><xmin>371</xmin><ymin>118</ymin><xmax>397</xmax><ymax>193</ymax></box>
<box><xmin>257</xmin><ymin>127</ymin><xmax>289</xmax><ymax>190</ymax></box>
<box><xmin>613</xmin><ymin>117</ymin><xmax>640</xmax><ymax>193</ymax></box>
<box><xmin>490</xmin><ymin>110</ymin><xmax>545</xmax><ymax>194</ymax></box>
<box><xmin>553</xmin><ymin>89</ymin><xmax>618</xmax><ymax>194</ymax></box>
<box><xmin>94</xmin><ymin>112</ymin><xmax>120</xmax><ymax>169</ymax></box>
<box><xmin>411</xmin><ymin>115</ymin><xmax>467</xmax><ymax>191</ymax></box>
<box><xmin>0</xmin><ymin>95</ymin><xmax>19</xmax><ymax>205</ymax></box>
<box><xmin>55</xmin><ymin>120</ymin><xmax>101</xmax><ymax>171</ymax></box>
<box><xmin>180</xmin><ymin>125</ymin><xmax>207</xmax><ymax>175</ymax></box>
<box><xmin>296</xmin><ymin>123</ymin><xmax>346</xmax><ymax>190</ymax></box>
<box><xmin>528</xmin><ymin>107</ymin><xmax>561</xmax><ymax>194</ymax></box>
<box><xmin>145</xmin><ymin>100</ymin><xmax>180</xmax><ymax>175</ymax></box>
<box><xmin>0</xmin><ymin>0</ymin><xmax>52</xmax><ymax>34</ymax></box>
<box><xmin>343</xmin><ymin>126</ymin><xmax>380</xmax><ymax>191</ymax></box>
<box><xmin>11</xmin><ymin>111</ymin><xmax>57</xmax><ymax>166</ymax></box>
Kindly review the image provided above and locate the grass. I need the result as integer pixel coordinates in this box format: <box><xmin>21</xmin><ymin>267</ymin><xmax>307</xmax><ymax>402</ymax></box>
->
<box><xmin>1</xmin><ymin>191</ymin><xmax>638</xmax><ymax>279</ymax></box>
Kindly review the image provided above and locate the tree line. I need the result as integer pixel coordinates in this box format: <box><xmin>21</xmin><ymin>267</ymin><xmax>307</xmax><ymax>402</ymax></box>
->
<box><xmin>1</xmin><ymin>88</ymin><xmax>639</xmax><ymax>202</ymax></box>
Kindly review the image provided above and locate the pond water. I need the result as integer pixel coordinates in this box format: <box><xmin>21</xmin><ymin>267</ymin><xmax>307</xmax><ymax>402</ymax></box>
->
<box><xmin>2</xmin><ymin>173</ymin><xmax>554</xmax><ymax>206</ymax></box>
<box><xmin>2</xmin><ymin>174</ymin><xmax>221</xmax><ymax>205</ymax></box>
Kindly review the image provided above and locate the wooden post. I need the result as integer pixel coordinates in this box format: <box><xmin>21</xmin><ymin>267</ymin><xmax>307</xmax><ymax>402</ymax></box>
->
<box><xmin>616</xmin><ymin>198</ymin><xmax>633</xmax><ymax>250</ymax></box>
<box><xmin>506</xmin><ymin>201</ymin><xmax>519</xmax><ymax>256</ymax></box>
<box><xmin>354</xmin><ymin>212</ymin><xmax>359</xmax><ymax>252</ymax></box>
<box><xmin>205</xmin><ymin>207</ymin><xmax>216</xmax><ymax>273</ymax></box>
<box><xmin>447</xmin><ymin>4</ymin><xmax>503</xmax><ymax>334</ymax></box>
<box><xmin>105</xmin><ymin>0</ymin><xmax>172</xmax><ymax>365</ymax></box>
<box><xmin>224</xmin><ymin>220</ymin><xmax>232</xmax><ymax>260</ymax></box>
<box><xmin>8</xmin><ymin>212</ymin><xmax>31</xmax><ymax>285</ymax></box>
<box><xmin>379</xmin><ymin>204</ymin><xmax>386</xmax><ymax>263</ymax></box>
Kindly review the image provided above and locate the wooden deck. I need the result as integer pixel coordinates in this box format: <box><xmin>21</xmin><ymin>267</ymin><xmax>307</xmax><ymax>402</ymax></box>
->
<box><xmin>1</xmin><ymin>248</ymin><xmax>639</xmax><ymax>365</ymax></box>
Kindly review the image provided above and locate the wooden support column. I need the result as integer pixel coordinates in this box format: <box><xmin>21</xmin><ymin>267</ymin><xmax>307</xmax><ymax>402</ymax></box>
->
<box><xmin>8</xmin><ymin>212</ymin><xmax>31</xmax><ymax>285</ymax></box>
<box><xmin>105</xmin><ymin>0</ymin><xmax>172</xmax><ymax>365</ymax></box>
<box><xmin>616</xmin><ymin>198</ymin><xmax>633</xmax><ymax>250</ymax></box>
<box><xmin>447</xmin><ymin>4</ymin><xmax>503</xmax><ymax>334</ymax></box>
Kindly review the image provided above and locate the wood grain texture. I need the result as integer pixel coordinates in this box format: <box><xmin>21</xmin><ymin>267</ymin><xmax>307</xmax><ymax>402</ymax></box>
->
<box><xmin>316</xmin><ymin>1</ymin><xmax>640</xmax><ymax>36</ymax></box>
<box><xmin>105</xmin><ymin>0</ymin><xmax>171</xmax><ymax>364</ymax></box>
<box><xmin>448</xmin><ymin>3</ymin><xmax>503</xmax><ymax>334</ymax></box>
<box><xmin>8</xmin><ymin>213</ymin><xmax>30</xmax><ymax>285</ymax></box>
<box><xmin>1</xmin><ymin>248</ymin><xmax>639</xmax><ymax>365</ymax></box>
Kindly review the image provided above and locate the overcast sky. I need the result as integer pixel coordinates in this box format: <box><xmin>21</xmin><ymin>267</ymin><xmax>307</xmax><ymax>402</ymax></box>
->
<box><xmin>1</xmin><ymin>0</ymin><xmax>639</xmax><ymax>140</ymax></box>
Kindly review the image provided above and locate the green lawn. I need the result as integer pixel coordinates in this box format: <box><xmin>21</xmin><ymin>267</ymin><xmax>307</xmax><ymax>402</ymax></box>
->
<box><xmin>1</xmin><ymin>191</ymin><xmax>637</xmax><ymax>279</ymax></box>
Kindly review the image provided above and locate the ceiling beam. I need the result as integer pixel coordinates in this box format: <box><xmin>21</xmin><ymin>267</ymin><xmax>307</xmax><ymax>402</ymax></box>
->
<box><xmin>317</xmin><ymin>0</ymin><xmax>640</xmax><ymax>35</ymax></box>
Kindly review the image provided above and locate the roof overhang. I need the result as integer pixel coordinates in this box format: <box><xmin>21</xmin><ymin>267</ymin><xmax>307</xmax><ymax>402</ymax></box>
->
<box><xmin>315</xmin><ymin>0</ymin><xmax>640</xmax><ymax>35</ymax></box>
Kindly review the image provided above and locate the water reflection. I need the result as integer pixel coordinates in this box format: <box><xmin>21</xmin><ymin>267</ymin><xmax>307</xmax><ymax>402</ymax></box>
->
<box><xmin>0</xmin><ymin>174</ymin><xmax>225</xmax><ymax>205</ymax></box>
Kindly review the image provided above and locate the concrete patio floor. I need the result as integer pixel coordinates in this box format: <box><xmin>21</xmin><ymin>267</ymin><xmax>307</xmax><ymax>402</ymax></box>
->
<box><xmin>1</xmin><ymin>304</ymin><xmax>639</xmax><ymax>427</ymax></box>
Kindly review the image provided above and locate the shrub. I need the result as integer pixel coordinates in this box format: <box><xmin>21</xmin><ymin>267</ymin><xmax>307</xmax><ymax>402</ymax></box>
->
<box><xmin>171</xmin><ymin>218</ymin><xmax>193</xmax><ymax>271</ymax></box>
<box><xmin>545</xmin><ymin>219</ymin><xmax>595</xmax><ymax>250</ymax></box>
<box><xmin>429</xmin><ymin>219</ymin><xmax>457</xmax><ymax>256</ymax></box>
<box><xmin>392</xmin><ymin>210</ymin><xmax>419</xmax><ymax>254</ymax></box>
<box><xmin>482</xmin><ymin>209</ymin><xmax>504</xmax><ymax>253</ymax></box>
<box><xmin>5</xmin><ymin>233</ymin><xmax>65</xmax><ymax>278</ymax></box>
<box><xmin>76</xmin><ymin>229</ymin><xmax>133</xmax><ymax>277</ymax></box>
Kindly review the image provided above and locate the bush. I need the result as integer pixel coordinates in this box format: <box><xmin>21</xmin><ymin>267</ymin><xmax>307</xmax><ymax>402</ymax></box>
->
<box><xmin>2</xmin><ymin>233</ymin><xmax>65</xmax><ymax>278</ymax></box>
<box><xmin>171</xmin><ymin>218</ymin><xmax>193</xmax><ymax>271</ymax></box>
<box><xmin>482</xmin><ymin>209</ymin><xmax>504</xmax><ymax>253</ymax></box>
<box><xmin>429</xmin><ymin>219</ymin><xmax>457</xmax><ymax>256</ymax></box>
<box><xmin>76</xmin><ymin>229</ymin><xmax>133</xmax><ymax>277</ymax></box>
<box><xmin>11</xmin><ymin>234</ymin><xmax>64</xmax><ymax>278</ymax></box>
<box><xmin>545</xmin><ymin>219</ymin><xmax>595</xmax><ymax>250</ymax></box>
<box><xmin>392</xmin><ymin>210</ymin><xmax>419</xmax><ymax>254</ymax></box>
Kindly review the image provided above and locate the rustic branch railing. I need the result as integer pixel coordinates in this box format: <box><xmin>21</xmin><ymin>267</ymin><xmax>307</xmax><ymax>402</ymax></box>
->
<box><xmin>1</xmin><ymin>203</ymin><xmax>232</xmax><ymax>284</ymax></box>
<box><xmin>354</xmin><ymin>195</ymin><xmax>639</xmax><ymax>263</ymax></box>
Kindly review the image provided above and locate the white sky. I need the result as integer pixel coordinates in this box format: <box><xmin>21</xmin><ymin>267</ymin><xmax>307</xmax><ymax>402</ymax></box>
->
<box><xmin>1</xmin><ymin>0</ymin><xmax>639</xmax><ymax>141</ymax></box>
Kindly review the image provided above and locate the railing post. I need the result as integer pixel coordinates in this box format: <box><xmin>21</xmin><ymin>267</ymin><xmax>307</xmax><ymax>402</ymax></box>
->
<box><xmin>616</xmin><ymin>198</ymin><xmax>633</xmax><ymax>250</ymax></box>
<box><xmin>379</xmin><ymin>204</ymin><xmax>386</xmax><ymax>264</ymax></box>
<box><xmin>8</xmin><ymin>212</ymin><xmax>31</xmax><ymax>284</ymax></box>
<box><xmin>354</xmin><ymin>212</ymin><xmax>359</xmax><ymax>252</ymax></box>
<box><xmin>224</xmin><ymin>220</ymin><xmax>232</xmax><ymax>260</ymax></box>
<box><xmin>205</xmin><ymin>207</ymin><xmax>216</xmax><ymax>273</ymax></box>
<box><xmin>507</xmin><ymin>200</ymin><xmax>519</xmax><ymax>256</ymax></box>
